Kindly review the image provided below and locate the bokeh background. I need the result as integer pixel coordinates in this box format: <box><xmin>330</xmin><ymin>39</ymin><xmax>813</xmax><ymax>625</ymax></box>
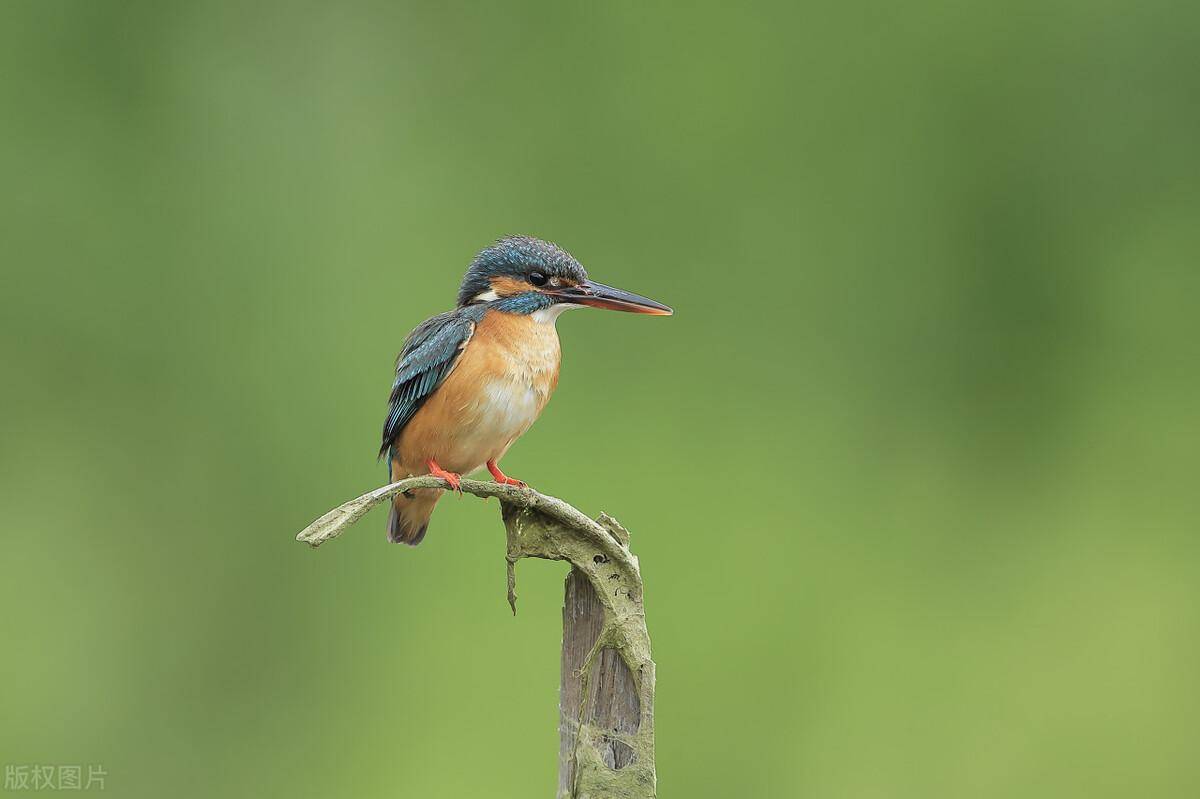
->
<box><xmin>3</xmin><ymin>1</ymin><xmax>1199</xmax><ymax>796</ymax></box>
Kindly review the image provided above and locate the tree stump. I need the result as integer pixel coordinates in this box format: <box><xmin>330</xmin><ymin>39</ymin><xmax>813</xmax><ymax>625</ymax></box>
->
<box><xmin>297</xmin><ymin>476</ymin><xmax>657</xmax><ymax>798</ymax></box>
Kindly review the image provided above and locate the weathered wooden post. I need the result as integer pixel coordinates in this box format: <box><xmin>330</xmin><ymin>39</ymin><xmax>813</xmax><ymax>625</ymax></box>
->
<box><xmin>297</xmin><ymin>476</ymin><xmax>656</xmax><ymax>798</ymax></box>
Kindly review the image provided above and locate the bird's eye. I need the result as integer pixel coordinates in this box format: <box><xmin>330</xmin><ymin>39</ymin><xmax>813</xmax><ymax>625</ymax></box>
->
<box><xmin>529</xmin><ymin>271</ymin><xmax>548</xmax><ymax>287</ymax></box>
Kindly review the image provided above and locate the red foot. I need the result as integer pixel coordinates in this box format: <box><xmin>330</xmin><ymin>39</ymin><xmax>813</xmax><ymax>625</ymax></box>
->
<box><xmin>427</xmin><ymin>458</ymin><xmax>463</xmax><ymax>494</ymax></box>
<box><xmin>487</xmin><ymin>459</ymin><xmax>527</xmax><ymax>488</ymax></box>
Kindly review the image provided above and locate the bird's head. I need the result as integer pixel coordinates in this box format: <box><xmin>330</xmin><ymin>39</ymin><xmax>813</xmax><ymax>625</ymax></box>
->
<box><xmin>457</xmin><ymin>236</ymin><xmax>673</xmax><ymax>317</ymax></box>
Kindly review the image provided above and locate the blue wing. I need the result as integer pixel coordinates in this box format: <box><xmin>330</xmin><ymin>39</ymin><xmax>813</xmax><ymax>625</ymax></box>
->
<box><xmin>379</xmin><ymin>305</ymin><xmax>486</xmax><ymax>457</ymax></box>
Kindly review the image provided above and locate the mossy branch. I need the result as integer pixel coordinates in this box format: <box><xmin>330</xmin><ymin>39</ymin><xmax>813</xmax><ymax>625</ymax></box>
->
<box><xmin>296</xmin><ymin>477</ymin><xmax>657</xmax><ymax>798</ymax></box>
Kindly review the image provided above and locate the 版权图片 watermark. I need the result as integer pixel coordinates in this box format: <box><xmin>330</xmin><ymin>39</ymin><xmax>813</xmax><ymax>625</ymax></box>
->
<box><xmin>4</xmin><ymin>764</ymin><xmax>106</xmax><ymax>791</ymax></box>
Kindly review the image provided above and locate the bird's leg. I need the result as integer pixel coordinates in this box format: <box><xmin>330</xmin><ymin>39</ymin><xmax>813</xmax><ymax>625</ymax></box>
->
<box><xmin>487</xmin><ymin>459</ymin><xmax>527</xmax><ymax>488</ymax></box>
<box><xmin>426</xmin><ymin>458</ymin><xmax>463</xmax><ymax>494</ymax></box>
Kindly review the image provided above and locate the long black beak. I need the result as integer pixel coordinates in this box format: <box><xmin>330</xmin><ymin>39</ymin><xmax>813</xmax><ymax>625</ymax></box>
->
<box><xmin>547</xmin><ymin>279</ymin><xmax>673</xmax><ymax>315</ymax></box>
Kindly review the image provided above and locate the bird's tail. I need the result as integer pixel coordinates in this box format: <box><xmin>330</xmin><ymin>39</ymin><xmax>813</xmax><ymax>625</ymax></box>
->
<box><xmin>386</xmin><ymin>488</ymin><xmax>441</xmax><ymax>545</ymax></box>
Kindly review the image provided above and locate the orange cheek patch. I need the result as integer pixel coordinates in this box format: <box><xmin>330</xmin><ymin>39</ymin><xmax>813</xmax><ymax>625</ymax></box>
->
<box><xmin>489</xmin><ymin>276</ymin><xmax>533</xmax><ymax>296</ymax></box>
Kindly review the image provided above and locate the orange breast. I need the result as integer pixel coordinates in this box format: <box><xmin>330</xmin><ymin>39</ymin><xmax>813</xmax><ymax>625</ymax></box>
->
<box><xmin>392</xmin><ymin>310</ymin><xmax>561</xmax><ymax>477</ymax></box>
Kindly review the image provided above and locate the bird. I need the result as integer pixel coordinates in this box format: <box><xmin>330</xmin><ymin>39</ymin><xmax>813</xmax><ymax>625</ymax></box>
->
<box><xmin>379</xmin><ymin>236</ymin><xmax>672</xmax><ymax>545</ymax></box>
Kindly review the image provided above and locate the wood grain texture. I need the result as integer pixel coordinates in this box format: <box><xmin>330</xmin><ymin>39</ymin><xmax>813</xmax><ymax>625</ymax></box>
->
<box><xmin>560</xmin><ymin>567</ymin><xmax>641</xmax><ymax>797</ymax></box>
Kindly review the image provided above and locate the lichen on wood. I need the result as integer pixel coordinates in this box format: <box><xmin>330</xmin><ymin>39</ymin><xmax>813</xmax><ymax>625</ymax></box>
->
<box><xmin>296</xmin><ymin>476</ymin><xmax>657</xmax><ymax>798</ymax></box>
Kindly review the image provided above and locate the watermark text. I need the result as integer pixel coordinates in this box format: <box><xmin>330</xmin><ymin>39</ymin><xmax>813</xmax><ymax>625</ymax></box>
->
<box><xmin>4</xmin><ymin>764</ymin><xmax>105</xmax><ymax>791</ymax></box>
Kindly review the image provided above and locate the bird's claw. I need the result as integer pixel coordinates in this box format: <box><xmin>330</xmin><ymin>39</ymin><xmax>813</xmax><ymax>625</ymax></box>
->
<box><xmin>426</xmin><ymin>460</ymin><xmax>463</xmax><ymax>495</ymax></box>
<box><xmin>486</xmin><ymin>460</ymin><xmax>527</xmax><ymax>489</ymax></box>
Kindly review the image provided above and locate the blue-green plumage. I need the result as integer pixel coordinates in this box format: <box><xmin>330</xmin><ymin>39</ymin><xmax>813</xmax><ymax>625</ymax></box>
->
<box><xmin>456</xmin><ymin>236</ymin><xmax>587</xmax><ymax>307</ymax></box>
<box><xmin>380</xmin><ymin>304</ymin><xmax>485</xmax><ymax>458</ymax></box>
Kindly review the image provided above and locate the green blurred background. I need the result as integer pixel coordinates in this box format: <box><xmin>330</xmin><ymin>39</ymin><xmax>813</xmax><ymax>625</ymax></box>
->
<box><xmin>3</xmin><ymin>1</ymin><xmax>1199</xmax><ymax>796</ymax></box>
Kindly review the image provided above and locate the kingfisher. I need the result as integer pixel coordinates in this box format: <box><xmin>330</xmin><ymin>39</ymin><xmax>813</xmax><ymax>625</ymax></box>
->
<box><xmin>379</xmin><ymin>236</ymin><xmax>672</xmax><ymax>545</ymax></box>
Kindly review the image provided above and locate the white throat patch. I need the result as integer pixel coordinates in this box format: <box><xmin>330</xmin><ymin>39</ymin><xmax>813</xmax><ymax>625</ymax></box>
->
<box><xmin>531</xmin><ymin>304</ymin><xmax>583</xmax><ymax>324</ymax></box>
